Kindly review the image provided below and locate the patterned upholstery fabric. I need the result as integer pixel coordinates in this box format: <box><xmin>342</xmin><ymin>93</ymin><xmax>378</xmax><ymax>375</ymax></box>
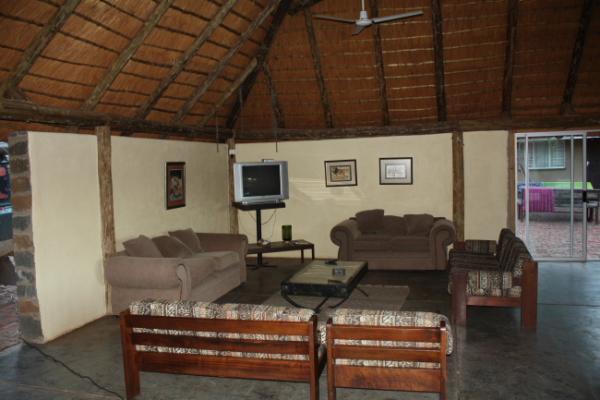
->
<box><xmin>466</xmin><ymin>270</ymin><xmax>521</xmax><ymax>298</ymax></box>
<box><xmin>448</xmin><ymin>252</ymin><xmax>499</xmax><ymax>270</ymax></box>
<box><xmin>130</xmin><ymin>299</ymin><xmax>318</xmax><ymax>361</ymax></box>
<box><xmin>330</xmin><ymin>308</ymin><xmax>452</xmax><ymax>369</ymax></box>
<box><xmin>464</xmin><ymin>239</ymin><xmax>496</xmax><ymax>255</ymax></box>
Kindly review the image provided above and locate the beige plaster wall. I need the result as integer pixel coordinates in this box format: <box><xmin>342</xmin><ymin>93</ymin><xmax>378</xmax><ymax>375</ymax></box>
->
<box><xmin>29</xmin><ymin>132</ymin><xmax>105</xmax><ymax>341</ymax></box>
<box><xmin>464</xmin><ymin>131</ymin><xmax>509</xmax><ymax>240</ymax></box>
<box><xmin>236</xmin><ymin>134</ymin><xmax>454</xmax><ymax>258</ymax></box>
<box><xmin>112</xmin><ymin>138</ymin><xmax>229</xmax><ymax>245</ymax></box>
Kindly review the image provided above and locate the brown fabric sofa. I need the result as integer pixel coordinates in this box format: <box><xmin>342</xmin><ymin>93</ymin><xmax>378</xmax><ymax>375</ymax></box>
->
<box><xmin>105</xmin><ymin>229</ymin><xmax>247</xmax><ymax>314</ymax></box>
<box><xmin>330</xmin><ymin>209</ymin><xmax>456</xmax><ymax>270</ymax></box>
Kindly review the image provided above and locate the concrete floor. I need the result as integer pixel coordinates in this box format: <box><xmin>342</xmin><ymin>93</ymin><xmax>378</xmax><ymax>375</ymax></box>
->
<box><xmin>0</xmin><ymin>259</ymin><xmax>599</xmax><ymax>399</ymax></box>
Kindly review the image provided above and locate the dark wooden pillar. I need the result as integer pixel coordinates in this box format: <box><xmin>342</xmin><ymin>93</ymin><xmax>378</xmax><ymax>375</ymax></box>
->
<box><xmin>452</xmin><ymin>131</ymin><xmax>465</xmax><ymax>241</ymax></box>
<box><xmin>507</xmin><ymin>130</ymin><xmax>516</xmax><ymax>231</ymax></box>
<box><xmin>227</xmin><ymin>138</ymin><xmax>239</xmax><ymax>234</ymax></box>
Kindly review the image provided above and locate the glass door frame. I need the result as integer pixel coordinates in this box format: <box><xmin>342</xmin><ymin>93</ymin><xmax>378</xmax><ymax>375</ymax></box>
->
<box><xmin>515</xmin><ymin>130</ymin><xmax>588</xmax><ymax>261</ymax></box>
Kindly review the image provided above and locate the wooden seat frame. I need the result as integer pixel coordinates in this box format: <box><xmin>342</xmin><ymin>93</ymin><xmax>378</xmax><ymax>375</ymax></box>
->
<box><xmin>326</xmin><ymin>319</ymin><xmax>448</xmax><ymax>399</ymax></box>
<box><xmin>120</xmin><ymin>310</ymin><xmax>325</xmax><ymax>400</ymax></box>
<box><xmin>451</xmin><ymin>260</ymin><xmax>538</xmax><ymax>330</ymax></box>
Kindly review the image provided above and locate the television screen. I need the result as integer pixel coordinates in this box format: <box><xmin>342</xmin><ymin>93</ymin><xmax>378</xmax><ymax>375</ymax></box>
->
<box><xmin>242</xmin><ymin>165</ymin><xmax>281</xmax><ymax>197</ymax></box>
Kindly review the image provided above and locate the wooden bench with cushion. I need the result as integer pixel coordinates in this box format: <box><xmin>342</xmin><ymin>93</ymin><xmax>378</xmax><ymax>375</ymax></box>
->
<box><xmin>120</xmin><ymin>300</ymin><xmax>325</xmax><ymax>400</ymax></box>
<box><xmin>325</xmin><ymin>309</ymin><xmax>452</xmax><ymax>400</ymax></box>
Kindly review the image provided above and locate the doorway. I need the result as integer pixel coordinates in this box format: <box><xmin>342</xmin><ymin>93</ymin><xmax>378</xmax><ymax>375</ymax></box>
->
<box><xmin>516</xmin><ymin>132</ymin><xmax>599</xmax><ymax>260</ymax></box>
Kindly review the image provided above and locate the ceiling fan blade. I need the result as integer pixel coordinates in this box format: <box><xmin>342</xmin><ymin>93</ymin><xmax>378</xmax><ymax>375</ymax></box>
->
<box><xmin>372</xmin><ymin>10</ymin><xmax>423</xmax><ymax>24</ymax></box>
<box><xmin>352</xmin><ymin>24</ymin><xmax>368</xmax><ymax>35</ymax></box>
<box><xmin>313</xmin><ymin>14</ymin><xmax>355</xmax><ymax>24</ymax></box>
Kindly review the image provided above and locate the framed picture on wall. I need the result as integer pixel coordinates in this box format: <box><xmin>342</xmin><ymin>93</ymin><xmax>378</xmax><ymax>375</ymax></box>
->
<box><xmin>324</xmin><ymin>159</ymin><xmax>357</xmax><ymax>187</ymax></box>
<box><xmin>379</xmin><ymin>157</ymin><xmax>413</xmax><ymax>185</ymax></box>
<box><xmin>166</xmin><ymin>162</ymin><xmax>185</xmax><ymax>209</ymax></box>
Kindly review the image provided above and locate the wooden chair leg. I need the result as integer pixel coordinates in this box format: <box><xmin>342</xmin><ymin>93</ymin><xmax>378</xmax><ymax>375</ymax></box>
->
<box><xmin>452</xmin><ymin>270</ymin><xmax>468</xmax><ymax>326</ymax></box>
<box><xmin>326</xmin><ymin>321</ymin><xmax>336</xmax><ymax>400</ymax></box>
<box><xmin>308</xmin><ymin>317</ymin><xmax>319</xmax><ymax>400</ymax></box>
<box><xmin>521</xmin><ymin>261</ymin><xmax>538</xmax><ymax>330</ymax></box>
<box><xmin>120</xmin><ymin>313</ymin><xmax>140</xmax><ymax>399</ymax></box>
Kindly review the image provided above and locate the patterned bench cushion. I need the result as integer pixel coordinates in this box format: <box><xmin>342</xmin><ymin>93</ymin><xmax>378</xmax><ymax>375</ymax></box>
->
<box><xmin>130</xmin><ymin>299</ymin><xmax>318</xmax><ymax>360</ymax></box>
<box><xmin>448</xmin><ymin>251</ymin><xmax>499</xmax><ymax>270</ymax></box>
<box><xmin>329</xmin><ymin>308</ymin><xmax>452</xmax><ymax>369</ymax></box>
<box><xmin>466</xmin><ymin>270</ymin><xmax>521</xmax><ymax>298</ymax></box>
<box><xmin>464</xmin><ymin>239</ymin><xmax>496</xmax><ymax>255</ymax></box>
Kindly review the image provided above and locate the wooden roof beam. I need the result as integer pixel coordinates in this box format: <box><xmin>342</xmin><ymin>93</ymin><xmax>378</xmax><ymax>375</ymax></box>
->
<box><xmin>288</xmin><ymin>0</ymin><xmax>324</xmax><ymax>15</ymax></box>
<box><xmin>304</xmin><ymin>8</ymin><xmax>333</xmax><ymax>128</ymax></box>
<box><xmin>0</xmin><ymin>0</ymin><xmax>82</xmax><ymax>99</ymax></box>
<box><xmin>262</xmin><ymin>62</ymin><xmax>285</xmax><ymax>129</ymax></box>
<box><xmin>368</xmin><ymin>0</ymin><xmax>390</xmax><ymax>126</ymax></box>
<box><xmin>173</xmin><ymin>0</ymin><xmax>281</xmax><ymax>123</ymax></box>
<box><xmin>561</xmin><ymin>0</ymin><xmax>595</xmax><ymax>115</ymax></box>
<box><xmin>0</xmin><ymin>99</ymin><xmax>232</xmax><ymax>140</ymax></box>
<box><xmin>199</xmin><ymin>58</ymin><xmax>258</xmax><ymax>127</ymax></box>
<box><xmin>431</xmin><ymin>0</ymin><xmax>447</xmax><ymax>122</ymax></box>
<box><xmin>136</xmin><ymin>0</ymin><xmax>238</xmax><ymax>119</ymax></box>
<box><xmin>226</xmin><ymin>0</ymin><xmax>292</xmax><ymax>130</ymax></box>
<box><xmin>502</xmin><ymin>0</ymin><xmax>519</xmax><ymax>116</ymax></box>
<box><xmin>81</xmin><ymin>0</ymin><xmax>174</xmax><ymax>111</ymax></box>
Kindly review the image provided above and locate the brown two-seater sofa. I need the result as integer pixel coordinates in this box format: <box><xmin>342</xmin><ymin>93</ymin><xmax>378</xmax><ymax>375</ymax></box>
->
<box><xmin>330</xmin><ymin>209</ymin><xmax>456</xmax><ymax>270</ymax></box>
<box><xmin>105</xmin><ymin>228</ymin><xmax>247</xmax><ymax>313</ymax></box>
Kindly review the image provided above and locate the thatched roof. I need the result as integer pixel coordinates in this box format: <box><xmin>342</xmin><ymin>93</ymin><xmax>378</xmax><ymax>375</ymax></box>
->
<box><xmin>0</xmin><ymin>0</ymin><xmax>599</xmax><ymax>142</ymax></box>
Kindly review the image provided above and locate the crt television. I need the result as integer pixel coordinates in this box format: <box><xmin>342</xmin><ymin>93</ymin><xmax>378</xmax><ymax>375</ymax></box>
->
<box><xmin>233</xmin><ymin>161</ymin><xmax>289</xmax><ymax>204</ymax></box>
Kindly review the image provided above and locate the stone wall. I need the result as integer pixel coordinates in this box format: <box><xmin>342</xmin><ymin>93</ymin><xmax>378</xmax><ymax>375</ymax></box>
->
<box><xmin>8</xmin><ymin>132</ymin><xmax>42</xmax><ymax>342</ymax></box>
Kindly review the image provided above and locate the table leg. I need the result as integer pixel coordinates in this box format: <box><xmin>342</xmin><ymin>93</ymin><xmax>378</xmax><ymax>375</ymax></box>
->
<box><xmin>301</xmin><ymin>249</ymin><xmax>304</xmax><ymax>263</ymax></box>
<box><xmin>311</xmin><ymin>246</ymin><xmax>315</xmax><ymax>259</ymax></box>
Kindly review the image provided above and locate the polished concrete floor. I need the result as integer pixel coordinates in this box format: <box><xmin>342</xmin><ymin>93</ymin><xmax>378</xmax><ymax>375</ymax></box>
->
<box><xmin>0</xmin><ymin>259</ymin><xmax>599</xmax><ymax>399</ymax></box>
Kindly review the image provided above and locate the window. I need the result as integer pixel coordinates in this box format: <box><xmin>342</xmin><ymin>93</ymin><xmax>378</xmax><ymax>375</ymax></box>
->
<box><xmin>527</xmin><ymin>138</ymin><xmax>566</xmax><ymax>169</ymax></box>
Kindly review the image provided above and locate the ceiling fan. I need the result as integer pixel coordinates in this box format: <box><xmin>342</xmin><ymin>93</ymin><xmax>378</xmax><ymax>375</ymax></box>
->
<box><xmin>313</xmin><ymin>0</ymin><xmax>423</xmax><ymax>35</ymax></box>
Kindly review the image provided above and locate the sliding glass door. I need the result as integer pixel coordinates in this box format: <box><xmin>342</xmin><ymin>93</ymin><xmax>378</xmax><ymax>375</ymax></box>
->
<box><xmin>516</xmin><ymin>132</ymin><xmax>590</xmax><ymax>260</ymax></box>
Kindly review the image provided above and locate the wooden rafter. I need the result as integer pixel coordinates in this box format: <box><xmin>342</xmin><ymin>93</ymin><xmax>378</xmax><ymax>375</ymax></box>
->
<box><xmin>226</xmin><ymin>0</ymin><xmax>292</xmax><ymax>129</ymax></box>
<box><xmin>304</xmin><ymin>8</ymin><xmax>333</xmax><ymax>128</ymax></box>
<box><xmin>173</xmin><ymin>0</ymin><xmax>280</xmax><ymax>123</ymax></box>
<box><xmin>0</xmin><ymin>99</ymin><xmax>231</xmax><ymax>140</ymax></box>
<box><xmin>561</xmin><ymin>0</ymin><xmax>595</xmax><ymax>115</ymax></box>
<box><xmin>368</xmin><ymin>0</ymin><xmax>390</xmax><ymax>126</ymax></box>
<box><xmin>502</xmin><ymin>0</ymin><xmax>519</xmax><ymax>116</ymax></box>
<box><xmin>136</xmin><ymin>0</ymin><xmax>238</xmax><ymax>119</ymax></box>
<box><xmin>199</xmin><ymin>58</ymin><xmax>258</xmax><ymax>127</ymax></box>
<box><xmin>237</xmin><ymin>114</ymin><xmax>600</xmax><ymax>142</ymax></box>
<box><xmin>81</xmin><ymin>0</ymin><xmax>174</xmax><ymax>111</ymax></box>
<box><xmin>431</xmin><ymin>0</ymin><xmax>447</xmax><ymax>122</ymax></box>
<box><xmin>0</xmin><ymin>0</ymin><xmax>82</xmax><ymax>99</ymax></box>
<box><xmin>262</xmin><ymin>62</ymin><xmax>285</xmax><ymax>129</ymax></box>
<box><xmin>288</xmin><ymin>0</ymin><xmax>324</xmax><ymax>15</ymax></box>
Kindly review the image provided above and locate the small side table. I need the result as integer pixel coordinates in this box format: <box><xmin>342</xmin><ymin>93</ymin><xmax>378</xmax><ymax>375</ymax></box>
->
<box><xmin>247</xmin><ymin>240</ymin><xmax>315</xmax><ymax>267</ymax></box>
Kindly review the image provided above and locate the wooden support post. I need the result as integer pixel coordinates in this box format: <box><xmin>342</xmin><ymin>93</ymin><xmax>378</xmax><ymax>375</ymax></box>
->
<box><xmin>0</xmin><ymin>0</ymin><xmax>81</xmax><ymax>98</ymax></box>
<box><xmin>431</xmin><ymin>0</ymin><xmax>447</xmax><ymax>122</ymax></box>
<box><xmin>452</xmin><ymin>131</ymin><xmax>465</xmax><ymax>241</ymax></box>
<box><xmin>561</xmin><ymin>0</ymin><xmax>594</xmax><ymax>115</ymax></box>
<box><xmin>368</xmin><ymin>0</ymin><xmax>390</xmax><ymax>126</ymax></box>
<box><xmin>262</xmin><ymin>62</ymin><xmax>285</xmax><ymax>129</ymax></box>
<box><xmin>507</xmin><ymin>130</ymin><xmax>516</xmax><ymax>231</ymax></box>
<box><xmin>227</xmin><ymin>138</ymin><xmax>239</xmax><ymax>234</ymax></box>
<box><xmin>521</xmin><ymin>261</ymin><xmax>538</xmax><ymax>330</ymax></box>
<box><xmin>304</xmin><ymin>8</ymin><xmax>334</xmax><ymax>128</ymax></box>
<box><xmin>502</xmin><ymin>0</ymin><xmax>519</xmax><ymax>116</ymax></box>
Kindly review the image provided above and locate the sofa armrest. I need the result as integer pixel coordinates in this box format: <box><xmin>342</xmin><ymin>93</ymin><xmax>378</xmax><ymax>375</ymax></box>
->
<box><xmin>195</xmin><ymin>233</ymin><xmax>248</xmax><ymax>282</ymax></box>
<box><xmin>429</xmin><ymin>219</ymin><xmax>457</xmax><ymax>269</ymax></box>
<box><xmin>105</xmin><ymin>256</ymin><xmax>187</xmax><ymax>290</ymax></box>
<box><xmin>330</xmin><ymin>219</ymin><xmax>361</xmax><ymax>260</ymax></box>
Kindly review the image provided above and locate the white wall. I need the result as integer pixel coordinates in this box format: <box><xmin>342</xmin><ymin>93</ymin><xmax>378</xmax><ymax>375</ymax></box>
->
<box><xmin>464</xmin><ymin>131</ymin><xmax>509</xmax><ymax>240</ymax></box>
<box><xmin>111</xmin><ymin>138</ymin><xmax>229</xmax><ymax>245</ymax></box>
<box><xmin>29</xmin><ymin>132</ymin><xmax>105</xmax><ymax>341</ymax></box>
<box><xmin>237</xmin><ymin>134</ymin><xmax>454</xmax><ymax>258</ymax></box>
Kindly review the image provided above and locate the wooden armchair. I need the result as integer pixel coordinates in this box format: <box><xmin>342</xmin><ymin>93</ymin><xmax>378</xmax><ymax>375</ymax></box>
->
<box><xmin>325</xmin><ymin>310</ymin><xmax>451</xmax><ymax>399</ymax></box>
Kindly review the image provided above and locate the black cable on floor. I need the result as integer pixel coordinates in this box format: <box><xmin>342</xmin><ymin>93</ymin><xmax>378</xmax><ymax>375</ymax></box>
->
<box><xmin>20</xmin><ymin>337</ymin><xmax>124</xmax><ymax>400</ymax></box>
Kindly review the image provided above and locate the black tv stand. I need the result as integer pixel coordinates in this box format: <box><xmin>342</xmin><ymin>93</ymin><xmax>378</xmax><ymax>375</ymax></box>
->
<box><xmin>233</xmin><ymin>202</ymin><xmax>286</xmax><ymax>267</ymax></box>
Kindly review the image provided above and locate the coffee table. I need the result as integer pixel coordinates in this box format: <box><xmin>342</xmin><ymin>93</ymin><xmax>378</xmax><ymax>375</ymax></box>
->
<box><xmin>280</xmin><ymin>260</ymin><xmax>367</xmax><ymax>312</ymax></box>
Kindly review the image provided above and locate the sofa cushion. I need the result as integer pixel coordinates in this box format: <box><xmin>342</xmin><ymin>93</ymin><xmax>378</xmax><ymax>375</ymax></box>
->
<box><xmin>382</xmin><ymin>215</ymin><xmax>407</xmax><ymax>236</ymax></box>
<box><xmin>390</xmin><ymin>236</ymin><xmax>429</xmax><ymax>252</ymax></box>
<box><xmin>191</xmin><ymin>251</ymin><xmax>240</xmax><ymax>272</ymax></box>
<box><xmin>354</xmin><ymin>234</ymin><xmax>392</xmax><ymax>251</ymax></box>
<box><xmin>152</xmin><ymin>235</ymin><xmax>193</xmax><ymax>258</ymax></box>
<box><xmin>355</xmin><ymin>209</ymin><xmax>384</xmax><ymax>233</ymax></box>
<box><xmin>123</xmin><ymin>235</ymin><xmax>163</xmax><ymax>258</ymax></box>
<box><xmin>405</xmin><ymin>214</ymin><xmax>434</xmax><ymax>235</ymax></box>
<box><xmin>169</xmin><ymin>228</ymin><xmax>203</xmax><ymax>253</ymax></box>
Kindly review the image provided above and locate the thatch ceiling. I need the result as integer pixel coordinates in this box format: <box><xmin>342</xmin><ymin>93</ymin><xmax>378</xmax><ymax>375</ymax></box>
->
<box><xmin>0</xmin><ymin>0</ymin><xmax>598</xmax><ymax>142</ymax></box>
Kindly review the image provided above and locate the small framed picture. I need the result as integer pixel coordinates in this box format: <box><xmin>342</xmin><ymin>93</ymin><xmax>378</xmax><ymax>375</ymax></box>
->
<box><xmin>324</xmin><ymin>159</ymin><xmax>357</xmax><ymax>187</ymax></box>
<box><xmin>379</xmin><ymin>157</ymin><xmax>413</xmax><ymax>185</ymax></box>
<box><xmin>166</xmin><ymin>162</ymin><xmax>185</xmax><ymax>209</ymax></box>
